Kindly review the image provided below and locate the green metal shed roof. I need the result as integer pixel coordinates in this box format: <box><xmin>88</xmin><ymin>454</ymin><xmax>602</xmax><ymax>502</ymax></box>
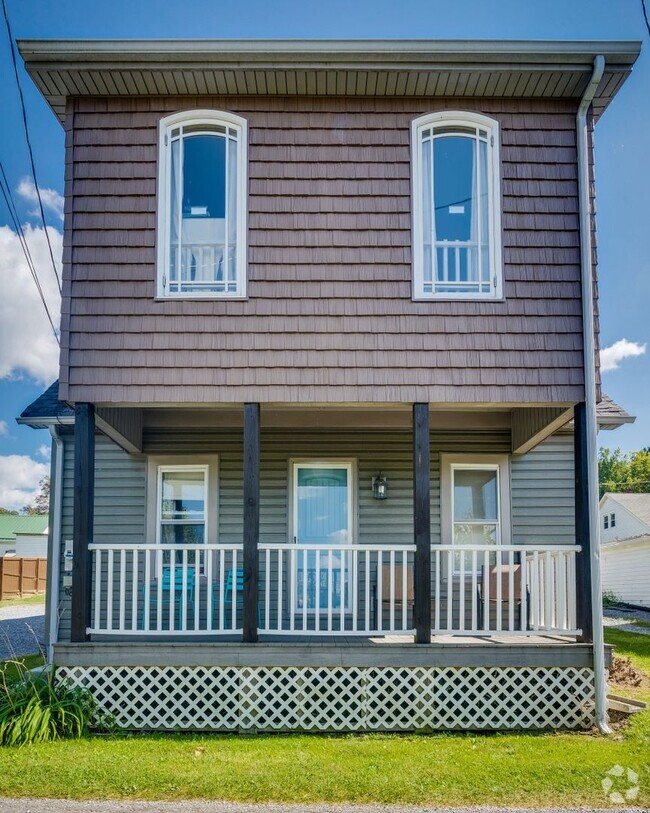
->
<box><xmin>0</xmin><ymin>515</ymin><xmax>48</xmax><ymax>543</ymax></box>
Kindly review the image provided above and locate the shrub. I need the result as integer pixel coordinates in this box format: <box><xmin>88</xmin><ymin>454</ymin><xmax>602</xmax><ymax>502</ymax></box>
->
<box><xmin>603</xmin><ymin>590</ymin><xmax>621</xmax><ymax>608</ymax></box>
<box><xmin>0</xmin><ymin>661</ymin><xmax>97</xmax><ymax>746</ymax></box>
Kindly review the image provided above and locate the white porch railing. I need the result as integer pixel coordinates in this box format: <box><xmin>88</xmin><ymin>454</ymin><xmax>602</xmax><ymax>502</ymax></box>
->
<box><xmin>430</xmin><ymin>544</ymin><xmax>580</xmax><ymax>636</ymax></box>
<box><xmin>87</xmin><ymin>543</ymin><xmax>243</xmax><ymax>636</ymax></box>
<box><xmin>258</xmin><ymin>543</ymin><xmax>416</xmax><ymax>636</ymax></box>
<box><xmin>86</xmin><ymin>542</ymin><xmax>580</xmax><ymax>639</ymax></box>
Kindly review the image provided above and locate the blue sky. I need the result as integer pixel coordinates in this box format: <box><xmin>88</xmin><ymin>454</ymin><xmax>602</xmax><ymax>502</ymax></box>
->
<box><xmin>0</xmin><ymin>0</ymin><xmax>648</xmax><ymax>508</ymax></box>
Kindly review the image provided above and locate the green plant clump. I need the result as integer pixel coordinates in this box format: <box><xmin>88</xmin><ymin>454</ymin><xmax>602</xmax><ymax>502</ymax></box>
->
<box><xmin>0</xmin><ymin>661</ymin><xmax>97</xmax><ymax>746</ymax></box>
<box><xmin>602</xmin><ymin>589</ymin><xmax>621</xmax><ymax>607</ymax></box>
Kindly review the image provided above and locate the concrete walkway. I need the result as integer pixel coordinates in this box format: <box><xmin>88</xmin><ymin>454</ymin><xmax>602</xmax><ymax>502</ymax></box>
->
<box><xmin>0</xmin><ymin>602</ymin><xmax>45</xmax><ymax>659</ymax></box>
<box><xmin>0</xmin><ymin>802</ymin><xmax>648</xmax><ymax>813</ymax></box>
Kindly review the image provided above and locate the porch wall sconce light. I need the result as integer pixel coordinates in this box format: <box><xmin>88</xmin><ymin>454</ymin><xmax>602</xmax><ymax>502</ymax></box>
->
<box><xmin>372</xmin><ymin>472</ymin><xmax>388</xmax><ymax>500</ymax></box>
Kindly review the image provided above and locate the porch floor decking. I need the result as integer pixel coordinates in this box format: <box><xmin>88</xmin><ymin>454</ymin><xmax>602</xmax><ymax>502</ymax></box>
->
<box><xmin>53</xmin><ymin>635</ymin><xmax>601</xmax><ymax>668</ymax></box>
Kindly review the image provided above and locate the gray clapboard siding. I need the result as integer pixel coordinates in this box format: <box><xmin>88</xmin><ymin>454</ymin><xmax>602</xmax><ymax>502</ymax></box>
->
<box><xmin>511</xmin><ymin>432</ymin><xmax>575</xmax><ymax>545</ymax></box>
<box><xmin>56</xmin><ymin>427</ymin><xmax>576</xmax><ymax>641</ymax></box>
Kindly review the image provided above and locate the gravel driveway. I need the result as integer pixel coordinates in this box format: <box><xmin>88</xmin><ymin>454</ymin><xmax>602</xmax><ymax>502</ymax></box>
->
<box><xmin>0</xmin><ymin>602</ymin><xmax>45</xmax><ymax>659</ymax></box>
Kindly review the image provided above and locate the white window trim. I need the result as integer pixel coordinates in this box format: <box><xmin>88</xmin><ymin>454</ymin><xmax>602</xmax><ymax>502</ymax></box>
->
<box><xmin>146</xmin><ymin>455</ymin><xmax>219</xmax><ymax>546</ymax></box>
<box><xmin>411</xmin><ymin>110</ymin><xmax>503</xmax><ymax>302</ymax></box>
<box><xmin>440</xmin><ymin>453</ymin><xmax>511</xmax><ymax>548</ymax></box>
<box><xmin>156</xmin><ymin>109</ymin><xmax>248</xmax><ymax>300</ymax></box>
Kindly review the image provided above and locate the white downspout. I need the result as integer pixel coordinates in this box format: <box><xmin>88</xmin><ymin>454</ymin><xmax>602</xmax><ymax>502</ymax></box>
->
<box><xmin>47</xmin><ymin>425</ymin><xmax>64</xmax><ymax>664</ymax></box>
<box><xmin>577</xmin><ymin>54</ymin><xmax>610</xmax><ymax>734</ymax></box>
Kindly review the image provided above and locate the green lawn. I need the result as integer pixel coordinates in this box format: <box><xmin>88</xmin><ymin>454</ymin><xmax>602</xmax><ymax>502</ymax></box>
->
<box><xmin>0</xmin><ymin>593</ymin><xmax>46</xmax><ymax>609</ymax></box>
<box><xmin>0</xmin><ymin>630</ymin><xmax>647</xmax><ymax>807</ymax></box>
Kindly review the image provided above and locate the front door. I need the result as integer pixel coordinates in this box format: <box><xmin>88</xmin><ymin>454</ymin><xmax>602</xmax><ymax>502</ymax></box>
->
<box><xmin>293</xmin><ymin>462</ymin><xmax>353</xmax><ymax>613</ymax></box>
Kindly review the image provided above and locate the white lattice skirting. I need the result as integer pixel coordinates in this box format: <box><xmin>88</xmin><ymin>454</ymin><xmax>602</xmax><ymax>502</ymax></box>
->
<box><xmin>57</xmin><ymin>665</ymin><xmax>595</xmax><ymax>731</ymax></box>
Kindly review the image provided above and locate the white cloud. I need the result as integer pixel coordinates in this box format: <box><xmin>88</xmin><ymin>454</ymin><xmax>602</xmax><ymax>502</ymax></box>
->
<box><xmin>16</xmin><ymin>177</ymin><xmax>64</xmax><ymax>223</ymax></box>
<box><xmin>0</xmin><ymin>454</ymin><xmax>48</xmax><ymax>512</ymax></box>
<box><xmin>0</xmin><ymin>223</ymin><xmax>61</xmax><ymax>385</ymax></box>
<box><xmin>37</xmin><ymin>444</ymin><xmax>50</xmax><ymax>459</ymax></box>
<box><xmin>600</xmin><ymin>339</ymin><xmax>647</xmax><ymax>373</ymax></box>
<box><xmin>0</xmin><ymin>421</ymin><xmax>8</xmax><ymax>437</ymax></box>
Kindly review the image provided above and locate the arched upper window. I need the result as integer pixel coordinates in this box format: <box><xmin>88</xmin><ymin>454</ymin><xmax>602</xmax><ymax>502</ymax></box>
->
<box><xmin>411</xmin><ymin>111</ymin><xmax>502</xmax><ymax>300</ymax></box>
<box><xmin>156</xmin><ymin>110</ymin><xmax>248</xmax><ymax>299</ymax></box>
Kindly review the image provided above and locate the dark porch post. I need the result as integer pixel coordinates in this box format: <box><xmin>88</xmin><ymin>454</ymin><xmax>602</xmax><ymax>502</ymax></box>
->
<box><xmin>243</xmin><ymin>403</ymin><xmax>260</xmax><ymax>643</ymax></box>
<box><xmin>70</xmin><ymin>403</ymin><xmax>95</xmax><ymax>643</ymax></box>
<box><xmin>413</xmin><ymin>403</ymin><xmax>432</xmax><ymax>644</ymax></box>
<box><xmin>574</xmin><ymin>402</ymin><xmax>593</xmax><ymax>643</ymax></box>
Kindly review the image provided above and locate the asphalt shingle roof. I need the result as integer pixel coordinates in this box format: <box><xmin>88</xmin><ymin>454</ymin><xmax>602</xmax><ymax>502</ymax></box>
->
<box><xmin>19</xmin><ymin>381</ymin><xmax>72</xmax><ymax>422</ymax></box>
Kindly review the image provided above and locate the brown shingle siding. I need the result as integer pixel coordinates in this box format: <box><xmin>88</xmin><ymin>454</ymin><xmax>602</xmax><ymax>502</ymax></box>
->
<box><xmin>60</xmin><ymin>95</ymin><xmax>592</xmax><ymax>406</ymax></box>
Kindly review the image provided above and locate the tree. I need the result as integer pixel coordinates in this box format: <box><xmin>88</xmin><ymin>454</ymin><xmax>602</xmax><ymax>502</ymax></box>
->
<box><xmin>599</xmin><ymin>447</ymin><xmax>650</xmax><ymax>497</ymax></box>
<box><xmin>22</xmin><ymin>477</ymin><xmax>50</xmax><ymax>516</ymax></box>
<box><xmin>0</xmin><ymin>507</ymin><xmax>18</xmax><ymax>515</ymax></box>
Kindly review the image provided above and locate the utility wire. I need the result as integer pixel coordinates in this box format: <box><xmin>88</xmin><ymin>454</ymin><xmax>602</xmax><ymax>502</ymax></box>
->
<box><xmin>0</xmin><ymin>161</ymin><xmax>60</xmax><ymax>344</ymax></box>
<box><xmin>642</xmin><ymin>0</ymin><xmax>650</xmax><ymax>38</ymax></box>
<box><xmin>1</xmin><ymin>0</ymin><xmax>62</xmax><ymax>295</ymax></box>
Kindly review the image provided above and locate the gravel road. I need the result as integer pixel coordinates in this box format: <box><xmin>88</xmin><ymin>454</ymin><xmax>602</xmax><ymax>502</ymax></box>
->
<box><xmin>0</xmin><ymin>602</ymin><xmax>45</xmax><ymax>659</ymax></box>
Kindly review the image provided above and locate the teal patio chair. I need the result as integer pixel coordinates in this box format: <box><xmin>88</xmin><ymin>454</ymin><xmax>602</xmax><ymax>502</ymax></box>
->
<box><xmin>141</xmin><ymin>566</ymin><xmax>196</xmax><ymax>630</ymax></box>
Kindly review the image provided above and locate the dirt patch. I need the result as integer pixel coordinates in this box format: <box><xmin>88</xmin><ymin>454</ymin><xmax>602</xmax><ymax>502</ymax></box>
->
<box><xmin>608</xmin><ymin>655</ymin><xmax>649</xmax><ymax>689</ymax></box>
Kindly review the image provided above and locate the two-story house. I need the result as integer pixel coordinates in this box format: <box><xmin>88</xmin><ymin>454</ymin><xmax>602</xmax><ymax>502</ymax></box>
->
<box><xmin>17</xmin><ymin>38</ymin><xmax>641</xmax><ymax>733</ymax></box>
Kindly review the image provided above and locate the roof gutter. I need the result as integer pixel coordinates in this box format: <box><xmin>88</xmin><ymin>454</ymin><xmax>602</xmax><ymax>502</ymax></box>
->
<box><xmin>577</xmin><ymin>54</ymin><xmax>609</xmax><ymax>735</ymax></box>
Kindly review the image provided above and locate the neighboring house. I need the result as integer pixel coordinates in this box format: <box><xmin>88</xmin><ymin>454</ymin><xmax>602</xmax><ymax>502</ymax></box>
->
<box><xmin>0</xmin><ymin>516</ymin><xmax>48</xmax><ymax>557</ymax></box>
<box><xmin>600</xmin><ymin>493</ymin><xmax>650</xmax><ymax>609</ymax></box>
<box><xmin>16</xmin><ymin>38</ymin><xmax>641</xmax><ymax>733</ymax></box>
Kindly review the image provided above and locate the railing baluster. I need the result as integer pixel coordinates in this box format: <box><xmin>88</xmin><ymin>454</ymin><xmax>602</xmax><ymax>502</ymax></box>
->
<box><xmin>265</xmin><ymin>547</ymin><xmax>271</xmax><ymax>632</ymax></box>
<box><xmin>194</xmin><ymin>549</ymin><xmax>200</xmax><ymax>632</ymax></box>
<box><xmin>496</xmin><ymin>552</ymin><xmax>502</xmax><ymax>632</ymax></box>
<box><xmin>567</xmin><ymin>550</ymin><xmax>576</xmax><ymax>631</ymax></box>
<box><xmin>377</xmin><ymin>550</ymin><xmax>383</xmax><ymax>632</ymax></box>
<box><xmin>558</xmin><ymin>551</ymin><xmax>567</xmax><ymax>631</ymax></box>
<box><xmin>303</xmin><ymin>548</ymin><xmax>308</xmax><ymax>632</ymax></box>
<box><xmin>169</xmin><ymin>551</ymin><xmax>176</xmax><ymax>632</ymax></box>
<box><xmin>181</xmin><ymin>549</ymin><xmax>188</xmax><ymax>632</ymax></box>
<box><xmin>532</xmin><ymin>551</ymin><xmax>539</xmax><ymax>631</ymax></box>
<box><xmin>520</xmin><ymin>551</ymin><xmax>527</xmax><ymax>632</ymax></box>
<box><xmin>144</xmin><ymin>548</ymin><xmax>151</xmax><ymax>632</ymax></box>
<box><xmin>119</xmin><ymin>548</ymin><xmax>126</xmax><ymax>633</ymax></box>
<box><xmin>93</xmin><ymin>549</ymin><xmax>101</xmax><ymax>632</ymax></box>
<box><xmin>327</xmin><ymin>548</ymin><xmax>333</xmax><ymax>632</ymax></box>
<box><xmin>156</xmin><ymin>548</ymin><xmax>163</xmax><ymax>632</ymax></box>
<box><xmin>470</xmin><ymin>550</ymin><xmax>477</xmax><ymax>633</ymax></box>
<box><xmin>131</xmin><ymin>549</ymin><xmax>138</xmax><ymax>632</ymax></box>
<box><xmin>289</xmin><ymin>547</ymin><xmax>295</xmax><ymax>633</ymax></box>
<box><xmin>277</xmin><ymin>549</ymin><xmax>283</xmax><ymax>632</ymax></box>
<box><xmin>458</xmin><ymin>549</ymin><xmax>465</xmax><ymax>632</ymax></box>
<box><xmin>364</xmin><ymin>550</ymin><xmax>370</xmax><ymax>632</ymax></box>
<box><xmin>508</xmin><ymin>549</ymin><xmax>515</xmax><ymax>632</ymax></box>
<box><xmin>401</xmin><ymin>550</ymin><xmax>407</xmax><ymax>631</ymax></box>
<box><xmin>231</xmin><ymin>548</ymin><xmax>237</xmax><ymax>631</ymax></box>
<box><xmin>107</xmin><ymin>549</ymin><xmax>114</xmax><ymax>632</ymax></box>
<box><xmin>340</xmin><ymin>547</ymin><xmax>346</xmax><ymax>632</ymax></box>
<box><xmin>315</xmin><ymin>548</ymin><xmax>321</xmax><ymax>632</ymax></box>
<box><xmin>446</xmin><ymin>548</ymin><xmax>453</xmax><ymax>632</ymax></box>
<box><xmin>352</xmin><ymin>549</ymin><xmax>358</xmax><ymax>633</ymax></box>
<box><xmin>206</xmin><ymin>546</ymin><xmax>213</xmax><ymax>632</ymax></box>
<box><xmin>483</xmin><ymin>550</ymin><xmax>489</xmax><ymax>632</ymax></box>
<box><xmin>219</xmin><ymin>547</ymin><xmax>225</xmax><ymax>632</ymax></box>
<box><xmin>544</xmin><ymin>551</ymin><xmax>552</xmax><ymax>631</ymax></box>
<box><xmin>389</xmin><ymin>549</ymin><xmax>395</xmax><ymax>632</ymax></box>
<box><xmin>434</xmin><ymin>548</ymin><xmax>440</xmax><ymax>633</ymax></box>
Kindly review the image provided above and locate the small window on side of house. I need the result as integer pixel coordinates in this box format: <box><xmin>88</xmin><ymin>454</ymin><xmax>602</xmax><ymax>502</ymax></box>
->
<box><xmin>411</xmin><ymin>111</ymin><xmax>503</xmax><ymax>301</ymax></box>
<box><xmin>603</xmin><ymin>514</ymin><xmax>609</xmax><ymax>530</ymax></box>
<box><xmin>610</xmin><ymin>513</ymin><xmax>616</xmax><ymax>528</ymax></box>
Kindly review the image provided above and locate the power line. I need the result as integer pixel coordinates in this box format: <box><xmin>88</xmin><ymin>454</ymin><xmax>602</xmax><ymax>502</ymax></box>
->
<box><xmin>642</xmin><ymin>0</ymin><xmax>650</xmax><ymax>38</ymax></box>
<box><xmin>0</xmin><ymin>161</ymin><xmax>60</xmax><ymax>344</ymax></box>
<box><xmin>1</xmin><ymin>0</ymin><xmax>62</xmax><ymax>296</ymax></box>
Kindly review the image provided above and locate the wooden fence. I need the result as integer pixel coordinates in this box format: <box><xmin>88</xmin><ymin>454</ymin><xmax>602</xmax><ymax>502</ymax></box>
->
<box><xmin>0</xmin><ymin>557</ymin><xmax>47</xmax><ymax>600</ymax></box>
